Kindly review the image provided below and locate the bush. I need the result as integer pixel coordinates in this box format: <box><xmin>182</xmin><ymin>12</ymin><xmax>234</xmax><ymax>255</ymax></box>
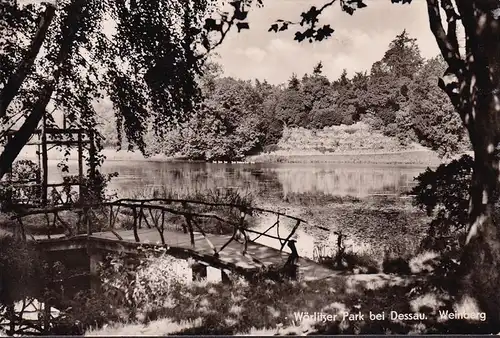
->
<box><xmin>410</xmin><ymin>155</ymin><xmax>473</xmax><ymax>249</ymax></box>
<box><xmin>0</xmin><ymin>160</ymin><xmax>41</xmax><ymax>208</ymax></box>
<box><xmin>0</xmin><ymin>235</ymin><xmax>47</xmax><ymax>305</ymax></box>
<box><xmin>382</xmin><ymin>256</ymin><xmax>411</xmax><ymax>275</ymax></box>
<box><xmin>60</xmin><ymin>289</ymin><xmax>120</xmax><ymax>332</ymax></box>
<box><xmin>99</xmin><ymin>247</ymin><xmax>190</xmax><ymax>321</ymax></box>
<box><xmin>343</xmin><ymin>252</ymin><xmax>379</xmax><ymax>273</ymax></box>
<box><xmin>314</xmin><ymin>241</ymin><xmax>379</xmax><ymax>274</ymax></box>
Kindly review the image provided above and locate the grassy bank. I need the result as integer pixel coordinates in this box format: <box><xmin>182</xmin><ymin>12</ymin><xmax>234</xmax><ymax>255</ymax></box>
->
<box><xmin>20</xmin><ymin>146</ymin><xmax>443</xmax><ymax>165</ymax></box>
<box><xmin>247</xmin><ymin>123</ymin><xmax>468</xmax><ymax>165</ymax></box>
<box><xmin>276</xmin><ymin>123</ymin><xmax>418</xmax><ymax>153</ymax></box>
<box><xmin>247</xmin><ymin>150</ymin><xmax>444</xmax><ymax>166</ymax></box>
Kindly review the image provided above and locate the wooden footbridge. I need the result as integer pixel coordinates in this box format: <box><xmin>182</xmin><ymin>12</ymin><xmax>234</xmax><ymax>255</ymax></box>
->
<box><xmin>11</xmin><ymin>198</ymin><xmax>336</xmax><ymax>282</ymax></box>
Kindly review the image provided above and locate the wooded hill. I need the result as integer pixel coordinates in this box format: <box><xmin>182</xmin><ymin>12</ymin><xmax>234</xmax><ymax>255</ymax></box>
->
<box><xmin>95</xmin><ymin>30</ymin><xmax>469</xmax><ymax>161</ymax></box>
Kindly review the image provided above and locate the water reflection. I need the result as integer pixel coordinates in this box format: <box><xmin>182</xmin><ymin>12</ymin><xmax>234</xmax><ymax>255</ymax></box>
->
<box><xmin>45</xmin><ymin>160</ymin><xmax>424</xmax><ymax>199</ymax></box>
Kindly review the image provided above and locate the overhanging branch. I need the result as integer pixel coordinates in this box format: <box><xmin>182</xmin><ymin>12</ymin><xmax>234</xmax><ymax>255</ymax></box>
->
<box><xmin>0</xmin><ymin>3</ymin><xmax>56</xmax><ymax>118</ymax></box>
<box><xmin>426</xmin><ymin>0</ymin><xmax>462</xmax><ymax>68</ymax></box>
<box><xmin>440</xmin><ymin>0</ymin><xmax>461</xmax><ymax>56</ymax></box>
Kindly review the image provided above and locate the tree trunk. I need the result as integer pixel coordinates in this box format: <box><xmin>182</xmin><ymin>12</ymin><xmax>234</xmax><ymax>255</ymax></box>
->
<box><xmin>0</xmin><ymin>4</ymin><xmax>56</xmax><ymax>118</ymax></box>
<box><xmin>0</xmin><ymin>94</ymin><xmax>50</xmax><ymax>179</ymax></box>
<box><xmin>453</xmin><ymin>0</ymin><xmax>500</xmax><ymax>325</ymax></box>
<box><xmin>0</xmin><ymin>0</ymin><xmax>86</xmax><ymax>180</ymax></box>
<box><xmin>460</xmin><ymin>96</ymin><xmax>500</xmax><ymax>325</ymax></box>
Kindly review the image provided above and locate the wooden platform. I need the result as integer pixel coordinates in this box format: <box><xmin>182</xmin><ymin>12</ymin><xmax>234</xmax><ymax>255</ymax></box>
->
<box><xmin>35</xmin><ymin>228</ymin><xmax>338</xmax><ymax>281</ymax></box>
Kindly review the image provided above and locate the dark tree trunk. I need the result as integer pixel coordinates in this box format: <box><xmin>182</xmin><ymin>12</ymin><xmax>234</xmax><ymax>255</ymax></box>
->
<box><xmin>432</xmin><ymin>0</ymin><xmax>500</xmax><ymax>325</ymax></box>
<box><xmin>427</xmin><ymin>0</ymin><xmax>500</xmax><ymax>324</ymax></box>
<box><xmin>0</xmin><ymin>4</ymin><xmax>56</xmax><ymax>118</ymax></box>
<box><xmin>0</xmin><ymin>0</ymin><xmax>86</xmax><ymax>180</ymax></box>
<box><xmin>0</xmin><ymin>92</ymin><xmax>50</xmax><ymax>179</ymax></box>
<box><xmin>456</xmin><ymin>1</ymin><xmax>500</xmax><ymax>325</ymax></box>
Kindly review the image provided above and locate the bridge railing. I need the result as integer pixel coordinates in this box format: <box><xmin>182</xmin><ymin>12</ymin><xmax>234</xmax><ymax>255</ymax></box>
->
<box><xmin>10</xmin><ymin>198</ymin><xmax>313</xmax><ymax>267</ymax></box>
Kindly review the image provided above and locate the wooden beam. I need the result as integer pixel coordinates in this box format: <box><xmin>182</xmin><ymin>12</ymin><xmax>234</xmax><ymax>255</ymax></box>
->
<box><xmin>132</xmin><ymin>208</ymin><xmax>140</xmax><ymax>242</ymax></box>
<box><xmin>77</xmin><ymin>130</ymin><xmax>84</xmax><ymax>201</ymax></box>
<box><xmin>26</xmin><ymin>140</ymin><xmax>90</xmax><ymax>146</ymax></box>
<box><xmin>40</xmin><ymin>112</ymin><xmax>48</xmax><ymax>206</ymax></box>
<box><xmin>88</xmin><ymin>129</ymin><xmax>96</xmax><ymax>185</ymax></box>
<box><xmin>3</xmin><ymin>128</ymin><xmax>86</xmax><ymax>136</ymax></box>
<box><xmin>48</xmin><ymin>182</ymin><xmax>80</xmax><ymax>187</ymax></box>
<box><xmin>280</xmin><ymin>220</ymin><xmax>301</xmax><ymax>252</ymax></box>
<box><xmin>115</xmin><ymin>197</ymin><xmax>307</xmax><ymax>223</ymax></box>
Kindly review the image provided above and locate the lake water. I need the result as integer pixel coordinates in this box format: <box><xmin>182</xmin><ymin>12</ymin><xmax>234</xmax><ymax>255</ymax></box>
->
<box><xmin>43</xmin><ymin>160</ymin><xmax>426</xmax><ymax>198</ymax></box>
<box><xmin>95</xmin><ymin>161</ymin><xmax>425</xmax><ymax>199</ymax></box>
<box><xmin>43</xmin><ymin>160</ymin><xmax>427</xmax><ymax>260</ymax></box>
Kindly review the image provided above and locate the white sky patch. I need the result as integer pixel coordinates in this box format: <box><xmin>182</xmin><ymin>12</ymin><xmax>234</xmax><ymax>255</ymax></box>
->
<box><xmin>216</xmin><ymin>0</ymin><xmax>441</xmax><ymax>84</ymax></box>
<box><xmin>240</xmin><ymin>46</ymin><xmax>267</xmax><ymax>63</ymax></box>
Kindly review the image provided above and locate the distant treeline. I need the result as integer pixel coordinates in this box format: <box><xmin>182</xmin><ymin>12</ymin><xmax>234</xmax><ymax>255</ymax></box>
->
<box><xmin>97</xmin><ymin>30</ymin><xmax>469</xmax><ymax>161</ymax></box>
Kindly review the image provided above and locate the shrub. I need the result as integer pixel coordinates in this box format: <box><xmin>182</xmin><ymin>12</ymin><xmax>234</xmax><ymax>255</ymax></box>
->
<box><xmin>262</xmin><ymin>144</ymin><xmax>280</xmax><ymax>153</ymax></box>
<box><xmin>0</xmin><ymin>160</ymin><xmax>41</xmax><ymax>208</ymax></box>
<box><xmin>60</xmin><ymin>289</ymin><xmax>120</xmax><ymax>332</ymax></box>
<box><xmin>81</xmin><ymin>171</ymin><xmax>119</xmax><ymax>203</ymax></box>
<box><xmin>408</xmin><ymin>251</ymin><xmax>440</xmax><ymax>274</ymax></box>
<box><xmin>382</xmin><ymin>256</ymin><xmax>411</xmax><ymax>275</ymax></box>
<box><xmin>99</xmin><ymin>247</ymin><xmax>190</xmax><ymax>321</ymax></box>
<box><xmin>343</xmin><ymin>252</ymin><xmax>379</xmax><ymax>273</ymax></box>
<box><xmin>0</xmin><ymin>235</ymin><xmax>47</xmax><ymax>305</ymax></box>
<box><xmin>314</xmin><ymin>240</ymin><xmax>379</xmax><ymax>274</ymax></box>
<box><xmin>410</xmin><ymin>154</ymin><xmax>474</xmax><ymax>251</ymax></box>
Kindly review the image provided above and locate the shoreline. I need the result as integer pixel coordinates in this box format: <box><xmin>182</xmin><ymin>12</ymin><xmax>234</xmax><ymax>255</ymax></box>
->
<box><xmin>246</xmin><ymin>150</ymin><xmax>449</xmax><ymax>166</ymax></box>
<box><xmin>15</xmin><ymin>147</ymin><xmax>470</xmax><ymax>166</ymax></box>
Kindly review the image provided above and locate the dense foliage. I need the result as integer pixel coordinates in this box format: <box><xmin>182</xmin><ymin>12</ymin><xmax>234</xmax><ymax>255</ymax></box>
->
<box><xmin>410</xmin><ymin>155</ymin><xmax>477</xmax><ymax>251</ymax></box>
<box><xmin>99</xmin><ymin>247</ymin><xmax>190</xmax><ymax>321</ymax></box>
<box><xmin>0</xmin><ymin>236</ymin><xmax>46</xmax><ymax>305</ymax></box>
<box><xmin>0</xmin><ymin>0</ymin><xmax>225</xmax><ymax>147</ymax></box>
<box><xmin>96</xmin><ymin>31</ymin><xmax>469</xmax><ymax>161</ymax></box>
<box><xmin>408</xmin><ymin>155</ymin><xmax>500</xmax><ymax>279</ymax></box>
<box><xmin>0</xmin><ymin>160</ymin><xmax>41</xmax><ymax>207</ymax></box>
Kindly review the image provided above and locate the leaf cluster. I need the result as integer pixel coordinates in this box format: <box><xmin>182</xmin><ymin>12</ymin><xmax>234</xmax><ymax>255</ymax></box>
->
<box><xmin>410</xmin><ymin>155</ymin><xmax>473</xmax><ymax>249</ymax></box>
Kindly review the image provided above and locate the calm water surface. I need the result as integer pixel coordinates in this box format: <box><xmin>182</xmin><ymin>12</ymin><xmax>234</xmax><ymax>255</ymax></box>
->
<box><xmin>45</xmin><ymin>160</ymin><xmax>429</xmax><ymax>266</ymax></box>
<box><xmin>92</xmin><ymin>161</ymin><xmax>425</xmax><ymax>198</ymax></box>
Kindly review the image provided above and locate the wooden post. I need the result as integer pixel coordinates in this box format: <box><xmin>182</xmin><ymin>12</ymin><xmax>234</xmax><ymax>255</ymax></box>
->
<box><xmin>36</xmin><ymin>140</ymin><xmax>41</xmax><ymax>203</ymax></box>
<box><xmin>284</xmin><ymin>239</ymin><xmax>299</xmax><ymax>277</ymax></box>
<box><xmin>283</xmin><ymin>263</ymin><xmax>299</xmax><ymax>280</ymax></box>
<box><xmin>17</xmin><ymin>218</ymin><xmax>26</xmax><ymax>241</ymax></box>
<box><xmin>85</xmin><ymin>207</ymin><xmax>91</xmax><ymax>236</ymax></box>
<box><xmin>77</xmin><ymin>130</ymin><xmax>84</xmax><ymax>203</ymax></box>
<box><xmin>159</xmin><ymin>210</ymin><xmax>166</xmax><ymax>244</ymax></box>
<box><xmin>5</xmin><ymin>134</ymin><xmax>13</xmax><ymax>206</ymax></box>
<box><xmin>280</xmin><ymin>220</ymin><xmax>301</xmax><ymax>252</ymax></box>
<box><xmin>41</xmin><ymin>111</ymin><xmax>48</xmax><ymax>206</ymax></box>
<box><xmin>88</xmin><ymin>129</ymin><xmax>96</xmax><ymax>184</ymax></box>
<box><xmin>43</xmin><ymin>300</ymin><xmax>51</xmax><ymax>333</ymax></box>
<box><xmin>191</xmin><ymin>262</ymin><xmax>207</xmax><ymax>281</ymax></box>
<box><xmin>221</xmin><ymin>269</ymin><xmax>231</xmax><ymax>284</ymax></box>
<box><xmin>132</xmin><ymin>208</ymin><xmax>140</xmax><ymax>242</ymax></box>
<box><xmin>89</xmin><ymin>248</ymin><xmax>103</xmax><ymax>292</ymax></box>
<box><xmin>184</xmin><ymin>215</ymin><xmax>195</xmax><ymax>247</ymax></box>
<box><xmin>7</xmin><ymin>304</ymin><xmax>15</xmax><ymax>336</ymax></box>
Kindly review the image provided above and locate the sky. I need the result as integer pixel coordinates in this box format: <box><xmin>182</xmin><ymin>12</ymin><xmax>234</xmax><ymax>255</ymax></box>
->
<box><xmin>213</xmin><ymin>0</ymin><xmax>441</xmax><ymax>85</ymax></box>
